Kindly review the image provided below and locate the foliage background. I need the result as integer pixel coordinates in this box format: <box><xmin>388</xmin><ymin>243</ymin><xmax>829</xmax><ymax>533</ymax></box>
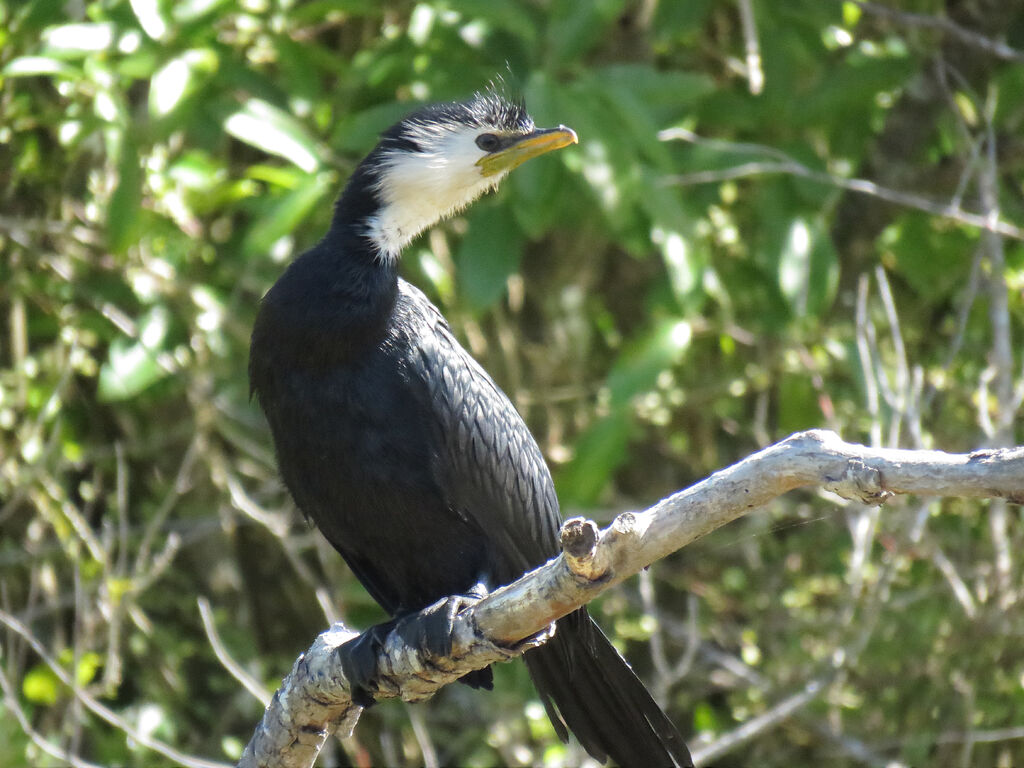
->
<box><xmin>2</xmin><ymin>0</ymin><xmax>1024</xmax><ymax>765</ymax></box>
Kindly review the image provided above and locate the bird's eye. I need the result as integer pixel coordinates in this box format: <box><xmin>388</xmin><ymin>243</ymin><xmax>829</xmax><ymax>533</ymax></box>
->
<box><xmin>475</xmin><ymin>133</ymin><xmax>501</xmax><ymax>152</ymax></box>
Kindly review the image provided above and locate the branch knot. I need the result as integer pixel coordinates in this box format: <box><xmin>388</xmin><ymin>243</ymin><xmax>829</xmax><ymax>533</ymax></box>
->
<box><xmin>824</xmin><ymin>459</ymin><xmax>892</xmax><ymax>505</ymax></box>
<box><xmin>561</xmin><ymin>517</ymin><xmax>614</xmax><ymax>582</ymax></box>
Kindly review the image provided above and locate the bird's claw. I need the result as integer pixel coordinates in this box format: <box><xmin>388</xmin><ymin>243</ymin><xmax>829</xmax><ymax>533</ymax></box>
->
<box><xmin>396</xmin><ymin>593</ymin><xmax>482</xmax><ymax>660</ymax></box>
<box><xmin>338</xmin><ymin>620</ymin><xmax>396</xmax><ymax>707</ymax></box>
<box><xmin>338</xmin><ymin>593</ymin><xmax>490</xmax><ymax>706</ymax></box>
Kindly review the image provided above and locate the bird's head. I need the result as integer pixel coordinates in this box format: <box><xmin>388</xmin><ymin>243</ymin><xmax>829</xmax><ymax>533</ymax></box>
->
<box><xmin>362</xmin><ymin>89</ymin><xmax>577</xmax><ymax>259</ymax></box>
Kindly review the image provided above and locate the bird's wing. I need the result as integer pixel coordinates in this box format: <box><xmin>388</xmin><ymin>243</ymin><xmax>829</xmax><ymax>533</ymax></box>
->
<box><xmin>400</xmin><ymin>281</ymin><xmax>562</xmax><ymax>582</ymax></box>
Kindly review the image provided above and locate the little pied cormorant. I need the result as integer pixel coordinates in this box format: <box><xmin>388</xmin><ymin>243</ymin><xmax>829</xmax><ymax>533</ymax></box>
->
<box><xmin>249</xmin><ymin>88</ymin><xmax>692</xmax><ymax>768</ymax></box>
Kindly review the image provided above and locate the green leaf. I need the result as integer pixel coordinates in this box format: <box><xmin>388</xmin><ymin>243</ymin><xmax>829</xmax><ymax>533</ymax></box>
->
<box><xmin>778</xmin><ymin>371</ymin><xmax>822</xmax><ymax>433</ymax></box>
<box><xmin>655</xmin><ymin>228</ymin><xmax>704</xmax><ymax>308</ymax></box>
<box><xmin>606</xmin><ymin>319</ymin><xmax>691</xmax><ymax>406</ymax></box>
<box><xmin>547</xmin><ymin>0</ymin><xmax>626</xmax><ymax>65</ymax></box>
<box><xmin>149</xmin><ymin>49</ymin><xmax>219</xmax><ymax>119</ymax></box>
<box><xmin>445</xmin><ymin>0</ymin><xmax>539</xmax><ymax>44</ymax></box>
<box><xmin>555</xmin><ymin>412</ymin><xmax>632</xmax><ymax>507</ymax></box>
<box><xmin>590</xmin><ymin>66</ymin><xmax>712</xmax><ymax>172</ymax></box>
<box><xmin>842</xmin><ymin>1</ymin><xmax>863</xmax><ymax>26</ymax></box>
<box><xmin>245</xmin><ymin>164</ymin><xmax>307</xmax><ymax>189</ymax></box>
<box><xmin>167</xmin><ymin>150</ymin><xmax>225</xmax><ymax>191</ymax></box>
<box><xmin>3</xmin><ymin>55</ymin><xmax>81</xmax><ymax>78</ymax></box>
<box><xmin>796</xmin><ymin>56</ymin><xmax>917</xmax><ymax>128</ymax></box>
<box><xmin>510</xmin><ymin>75</ymin><xmax>575</xmax><ymax>236</ymax></box>
<box><xmin>97</xmin><ymin>308</ymin><xmax>171</xmax><ymax>402</ymax></box>
<box><xmin>652</xmin><ymin>0</ymin><xmax>715</xmax><ymax>38</ymax></box>
<box><xmin>557</xmin><ymin>320</ymin><xmax>691</xmax><ymax>505</ymax></box>
<box><xmin>333</xmin><ymin>102</ymin><xmax>413</xmax><ymax>153</ymax></box>
<box><xmin>41</xmin><ymin>22</ymin><xmax>116</xmax><ymax>57</ymax></box>
<box><xmin>108</xmin><ymin>136</ymin><xmax>142</xmax><ymax>254</ymax></box>
<box><xmin>75</xmin><ymin>652</ymin><xmax>102</xmax><ymax>687</ymax></box>
<box><xmin>693</xmin><ymin>701</ymin><xmax>723</xmax><ymax>733</ymax></box>
<box><xmin>638</xmin><ymin>168</ymin><xmax>708</xmax><ymax>311</ymax></box>
<box><xmin>242</xmin><ymin>171</ymin><xmax>335</xmax><ymax>257</ymax></box>
<box><xmin>880</xmin><ymin>213</ymin><xmax>974</xmax><ymax>301</ymax></box>
<box><xmin>274</xmin><ymin>36</ymin><xmax>323</xmax><ymax>103</ymax></box>
<box><xmin>171</xmin><ymin>0</ymin><xmax>235</xmax><ymax>23</ymax></box>
<box><xmin>225</xmin><ymin>99</ymin><xmax>323</xmax><ymax>173</ymax></box>
<box><xmin>509</xmin><ymin>149</ymin><xmax>566</xmax><ymax>238</ymax></box>
<box><xmin>776</xmin><ymin>217</ymin><xmax>838</xmax><ymax>318</ymax></box>
<box><xmin>599</xmin><ymin>64</ymin><xmax>715</xmax><ymax>112</ymax></box>
<box><xmin>129</xmin><ymin>0</ymin><xmax>170</xmax><ymax>42</ymax></box>
<box><xmin>455</xmin><ymin>204</ymin><xmax>525</xmax><ymax>311</ymax></box>
<box><xmin>22</xmin><ymin>664</ymin><xmax>59</xmax><ymax>705</ymax></box>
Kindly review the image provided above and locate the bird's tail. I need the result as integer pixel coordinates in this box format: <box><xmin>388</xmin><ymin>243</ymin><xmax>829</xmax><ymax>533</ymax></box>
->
<box><xmin>523</xmin><ymin>608</ymin><xmax>693</xmax><ymax>768</ymax></box>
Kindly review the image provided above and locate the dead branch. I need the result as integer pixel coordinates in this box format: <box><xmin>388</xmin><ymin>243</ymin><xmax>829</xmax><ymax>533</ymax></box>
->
<box><xmin>239</xmin><ymin>429</ymin><xmax>1024</xmax><ymax>768</ymax></box>
<box><xmin>657</xmin><ymin>130</ymin><xmax>1024</xmax><ymax>242</ymax></box>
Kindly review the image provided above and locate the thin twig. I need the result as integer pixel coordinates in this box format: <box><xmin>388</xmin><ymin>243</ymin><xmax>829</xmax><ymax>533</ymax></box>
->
<box><xmin>691</xmin><ymin>677</ymin><xmax>830</xmax><ymax>764</ymax></box>
<box><xmin>978</xmin><ymin>92</ymin><xmax>1016</xmax><ymax>607</ymax></box>
<box><xmin>736</xmin><ymin>0</ymin><xmax>764</xmax><ymax>95</ymax></box>
<box><xmin>874</xmin><ymin>267</ymin><xmax>910</xmax><ymax>445</ymax></box>
<box><xmin>855</xmin><ymin>275</ymin><xmax>882</xmax><ymax>448</ymax></box>
<box><xmin>0</xmin><ymin>609</ymin><xmax>231</xmax><ymax>768</ymax></box>
<box><xmin>198</xmin><ymin>597</ymin><xmax>272</xmax><ymax>706</ymax></box>
<box><xmin>133</xmin><ymin>437</ymin><xmax>199</xmax><ymax>577</ymax></box>
<box><xmin>657</xmin><ymin>131</ymin><xmax>1024</xmax><ymax>241</ymax></box>
<box><xmin>925</xmin><ymin>539</ymin><xmax>977</xmax><ymax>619</ymax></box>
<box><xmin>844</xmin><ymin>0</ymin><xmax>1024</xmax><ymax>63</ymax></box>
<box><xmin>638</xmin><ymin>567</ymin><xmax>672</xmax><ymax>705</ymax></box>
<box><xmin>407</xmin><ymin>708</ymin><xmax>440</xmax><ymax>768</ymax></box>
<box><xmin>0</xmin><ymin>663</ymin><xmax>104</xmax><ymax>768</ymax></box>
<box><xmin>672</xmin><ymin>593</ymin><xmax>700</xmax><ymax>683</ymax></box>
<box><xmin>697</xmin><ymin>646</ymin><xmax>899</xmax><ymax>767</ymax></box>
<box><xmin>873</xmin><ymin>725</ymin><xmax>1024</xmax><ymax>750</ymax></box>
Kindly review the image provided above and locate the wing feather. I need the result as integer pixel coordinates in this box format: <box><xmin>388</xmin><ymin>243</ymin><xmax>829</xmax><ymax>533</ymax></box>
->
<box><xmin>401</xmin><ymin>280</ymin><xmax>561</xmax><ymax>582</ymax></box>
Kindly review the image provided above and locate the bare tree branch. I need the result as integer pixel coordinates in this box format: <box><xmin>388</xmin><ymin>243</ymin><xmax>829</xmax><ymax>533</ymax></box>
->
<box><xmin>691</xmin><ymin>676</ymin><xmax>830</xmax><ymax>766</ymax></box>
<box><xmin>0</xmin><ymin>609</ymin><xmax>231</xmax><ymax>768</ymax></box>
<box><xmin>240</xmin><ymin>430</ymin><xmax>1024</xmax><ymax>768</ymax></box>
<box><xmin>657</xmin><ymin>130</ymin><xmax>1024</xmax><ymax>241</ymax></box>
<box><xmin>198</xmin><ymin>596</ymin><xmax>272</xmax><ymax>706</ymax></box>
<box><xmin>736</xmin><ymin>0</ymin><xmax>764</xmax><ymax>95</ymax></box>
<box><xmin>844</xmin><ymin>0</ymin><xmax>1024</xmax><ymax>64</ymax></box>
<box><xmin>0</xmin><ymin>661</ymin><xmax>105</xmax><ymax>768</ymax></box>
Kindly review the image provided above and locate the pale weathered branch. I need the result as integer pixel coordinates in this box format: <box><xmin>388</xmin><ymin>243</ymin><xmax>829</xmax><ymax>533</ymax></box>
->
<box><xmin>736</xmin><ymin>0</ymin><xmax>764</xmax><ymax>95</ymax></box>
<box><xmin>240</xmin><ymin>430</ymin><xmax>1024</xmax><ymax>768</ymax></box>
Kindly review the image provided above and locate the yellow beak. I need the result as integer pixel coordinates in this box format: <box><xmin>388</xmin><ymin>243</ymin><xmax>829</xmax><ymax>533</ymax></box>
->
<box><xmin>476</xmin><ymin>125</ymin><xmax>578</xmax><ymax>177</ymax></box>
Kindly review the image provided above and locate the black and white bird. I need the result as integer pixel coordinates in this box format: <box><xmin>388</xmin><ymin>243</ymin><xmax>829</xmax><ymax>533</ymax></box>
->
<box><xmin>249</xmin><ymin>87</ymin><xmax>692</xmax><ymax>768</ymax></box>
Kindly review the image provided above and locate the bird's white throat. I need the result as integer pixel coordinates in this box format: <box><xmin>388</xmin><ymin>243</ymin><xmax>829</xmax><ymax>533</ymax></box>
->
<box><xmin>365</xmin><ymin>124</ymin><xmax>506</xmax><ymax>262</ymax></box>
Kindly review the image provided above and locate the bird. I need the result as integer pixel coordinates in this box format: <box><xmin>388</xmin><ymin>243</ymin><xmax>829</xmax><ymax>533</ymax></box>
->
<box><xmin>249</xmin><ymin>86</ymin><xmax>692</xmax><ymax>768</ymax></box>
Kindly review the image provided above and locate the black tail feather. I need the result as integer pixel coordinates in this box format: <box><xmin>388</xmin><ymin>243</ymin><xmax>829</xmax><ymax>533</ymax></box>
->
<box><xmin>523</xmin><ymin>608</ymin><xmax>693</xmax><ymax>768</ymax></box>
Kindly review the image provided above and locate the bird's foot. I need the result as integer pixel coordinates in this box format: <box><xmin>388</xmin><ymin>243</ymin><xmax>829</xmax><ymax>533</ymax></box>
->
<box><xmin>397</xmin><ymin>593</ymin><xmax>494</xmax><ymax>690</ymax></box>
<box><xmin>338</xmin><ymin>592</ymin><xmax>493</xmax><ymax>705</ymax></box>
<box><xmin>338</xmin><ymin>619</ymin><xmax>398</xmax><ymax>708</ymax></box>
<box><xmin>395</xmin><ymin>593</ymin><xmax>482</xmax><ymax>660</ymax></box>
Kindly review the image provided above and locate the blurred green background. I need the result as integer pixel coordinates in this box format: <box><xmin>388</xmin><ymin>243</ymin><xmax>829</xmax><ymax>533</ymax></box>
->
<box><xmin>2</xmin><ymin>0</ymin><xmax>1024</xmax><ymax>765</ymax></box>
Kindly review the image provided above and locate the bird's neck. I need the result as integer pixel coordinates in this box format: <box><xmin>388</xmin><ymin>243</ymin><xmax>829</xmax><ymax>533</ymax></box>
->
<box><xmin>327</xmin><ymin>167</ymin><xmax>424</xmax><ymax>267</ymax></box>
<box><xmin>338</xmin><ymin>143</ymin><xmax>498</xmax><ymax>263</ymax></box>
<box><xmin>361</xmin><ymin>197</ymin><xmax>441</xmax><ymax>263</ymax></box>
<box><xmin>287</xmin><ymin>145</ymin><xmax>483</xmax><ymax>341</ymax></box>
<box><xmin>257</xmin><ymin>160</ymin><xmax>408</xmax><ymax>362</ymax></box>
